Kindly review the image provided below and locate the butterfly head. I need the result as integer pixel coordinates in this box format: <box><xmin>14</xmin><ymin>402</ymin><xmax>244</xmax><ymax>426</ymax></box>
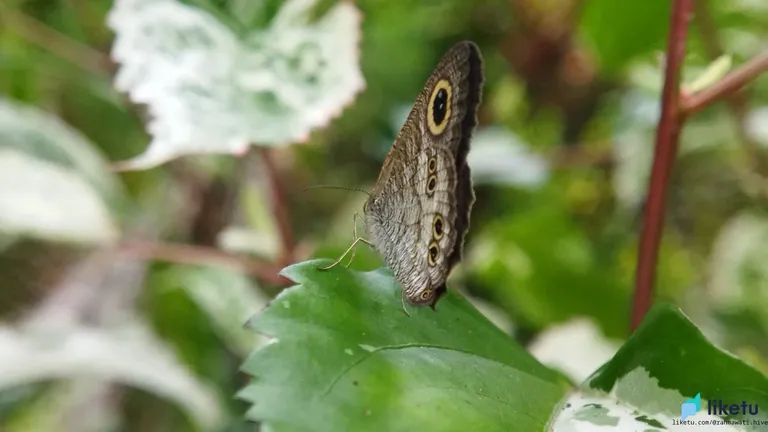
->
<box><xmin>363</xmin><ymin>195</ymin><xmax>384</xmax><ymax>217</ymax></box>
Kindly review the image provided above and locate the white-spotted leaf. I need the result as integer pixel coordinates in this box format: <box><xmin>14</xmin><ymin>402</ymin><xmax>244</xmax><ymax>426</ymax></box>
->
<box><xmin>0</xmin><ymin>99</ymin><xmax>122</xmax><ymax>244</ymax></box>
<box><xmin>0</xmin><ymin>320</ymin><xmax>225</xmax><ymax>430</ymax></box>
<box><xmin>0</xmin><ymin>150</ymin><xmax>118</xmax><ymax>244</ymax></box>
<box><xmin>529</xmin><ymin>318</ymin><xmax>620</xmax><ymax>384</ymax></box>
<box><xmin>552</xmin><ymin>304</ymin><xmax>768</xmax><ymax>431</ymax></box>
<box><xmin>108</xmin><ymin>0</ymin><xmax>365</xmax><ymax>170</ymax></box>
<box><xmin>467</xmin><ymin>127</ymin><xmax>550</xmax><ymax>188</ymax></box>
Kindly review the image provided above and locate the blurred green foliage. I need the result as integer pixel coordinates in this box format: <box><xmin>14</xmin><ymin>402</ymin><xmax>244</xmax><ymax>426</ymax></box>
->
<box><xmin>0</xmin><ymin>0</ymin><xmax>767</xmax><ymax>430</ymax></box>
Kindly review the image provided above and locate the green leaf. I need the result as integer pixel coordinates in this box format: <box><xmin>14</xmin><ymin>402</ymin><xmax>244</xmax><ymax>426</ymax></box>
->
<box><xmin>239</xmin><ymin>260</ymin><xmax>569</xmax><ymax>431</ymax></box>
<box><xmin>683</xmin><ymin>55</ymin><xmax>733</xmax><ymax>95</ymax></box>
<box><xmin>551</xmin><ymin>304</ymin><xmax>768</xmax><ymax>429</ymax></box>
<box><xmin>591</xmin><ymin>303</ymin><xmax>768</xmax><ymax>400</ymax></box>
<box><xmin>579</xmin><ymin>0</ymin><xmax>671</xmax><ymax>75</ymax></box>
<box><xmin>160</xmin><ymin>265</ymin><xmax>269</xmax><ymax>357</ymax></box>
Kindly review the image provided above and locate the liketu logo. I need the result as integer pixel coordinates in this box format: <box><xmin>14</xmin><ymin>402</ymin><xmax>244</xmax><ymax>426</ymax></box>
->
<box><xmin>680</xmin><ymin>393</ymin><xmax>759</xmax><ymax>421</ymax></box>
<box><xmin>681</xmin><ymin>393</ymin><xmax>701</xmax><ymax>421</ymax></box>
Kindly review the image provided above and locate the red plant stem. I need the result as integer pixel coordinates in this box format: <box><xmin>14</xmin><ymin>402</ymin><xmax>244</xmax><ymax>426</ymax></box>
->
<box><xmin>257</xmin><ymin>148</ymin><xmax>296</xmax><ymax>264</ymax></box>
<box><xmin>119</xmin><ymin>240</ymin><xmax>289</xmax><ymax>286</ymax></box>
<box><xmin>680</xmin><ymin>51</ymin><xmax>768</xmax><ymax>116</ymax></box>
<box><xmin>631</xmin><ymin>0</ymin><xmax>693</xmax><ymax>331</ymax></box>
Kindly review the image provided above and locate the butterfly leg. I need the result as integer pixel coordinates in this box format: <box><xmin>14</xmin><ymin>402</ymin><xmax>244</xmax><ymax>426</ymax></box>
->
<box><xmin>400</xmin><ymin>291</ymin><xmax>412</xmax><ymax>317</ymax></box>
<box><xmin>318</xmin><ymin>235</ymin><xmax>372</xmax><ymax>271</ymax></box>
<box><xmin>345</xmin><ymin>212</ymin><xmax>364</xmax><ymax>268</ymax></box>
<box><xmin>357</xmin><ymin>213</ymin><xmax>372</xmax><ymax>248</ymax></box>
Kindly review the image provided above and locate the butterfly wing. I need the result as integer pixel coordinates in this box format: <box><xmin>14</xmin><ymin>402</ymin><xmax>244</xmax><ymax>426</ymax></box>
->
<box><xmin>365</xmin><ymin>41</ymin><xmax>484</xmax><ymax>308</ymax></box>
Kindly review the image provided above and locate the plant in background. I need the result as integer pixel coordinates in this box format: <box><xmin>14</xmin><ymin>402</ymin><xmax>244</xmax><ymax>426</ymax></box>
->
<box><xmin>108</xmin><ymin>0</ymin><xmax>365</xmax><ymax>169</ymax></box>
<box><xmin>0</xmin><ymin>0</ymin><xmax>767</xmax><ymax>431</ymax></box>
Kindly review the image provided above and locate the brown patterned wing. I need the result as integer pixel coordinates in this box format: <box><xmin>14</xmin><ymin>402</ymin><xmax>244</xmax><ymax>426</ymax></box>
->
<box><xmin>364</xmin><ymin>41</ymin><xmax>484</xmax><ymax>309</ymax></box>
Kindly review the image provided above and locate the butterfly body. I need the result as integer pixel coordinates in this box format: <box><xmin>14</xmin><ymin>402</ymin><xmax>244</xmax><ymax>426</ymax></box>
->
<box><xmin>363</xmin><ymin>41</ymin><xmax>484</xmax><ymax>309</ymax></box>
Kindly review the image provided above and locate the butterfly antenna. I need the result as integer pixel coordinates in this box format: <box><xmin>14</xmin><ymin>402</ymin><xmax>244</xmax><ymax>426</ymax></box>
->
<box><xmin>303</xmin><ymin>185</ymin><xmax>371</xmax><ymax>197</ymax></box>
